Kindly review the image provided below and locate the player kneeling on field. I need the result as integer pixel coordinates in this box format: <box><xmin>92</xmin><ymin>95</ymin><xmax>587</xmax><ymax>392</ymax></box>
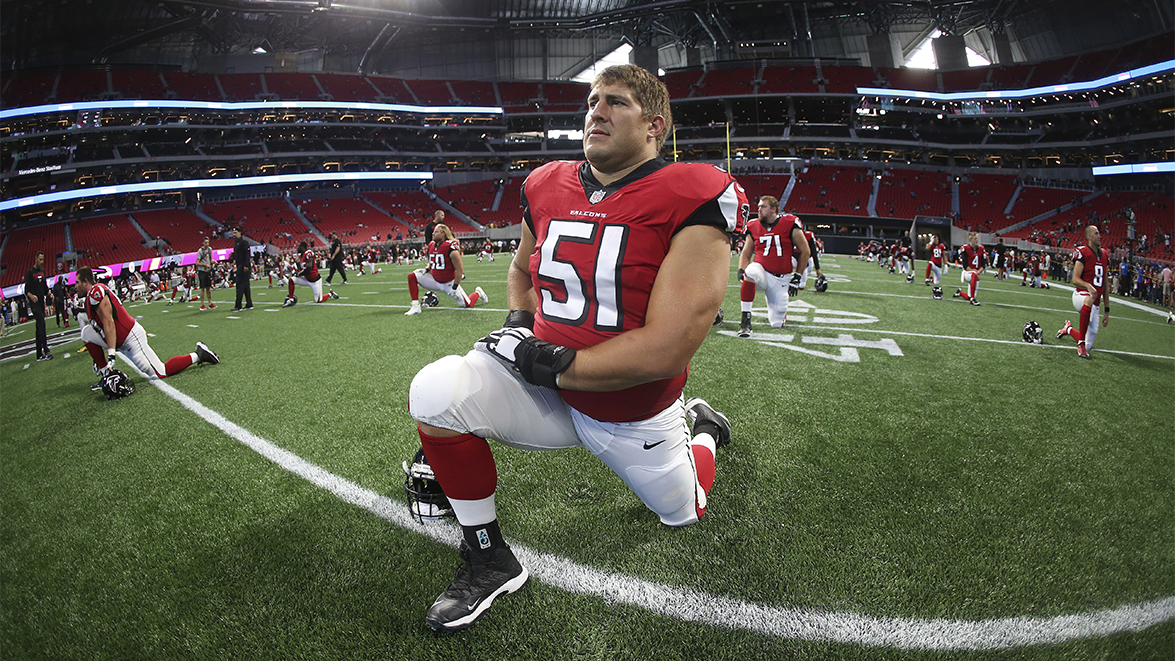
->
<box><xmin>403</xmin><ymin>65</ymin><xmax>740</xmax><ymax>633</ymax></box>
<box><xmin>1056</xmin><ymin>225</ymin><xmax>1111</xmax><ymax>359</ymax></box>
<box><xmin>404</xmin><ymin>224</ymin><xmax>487</xmax><ymax>315</ymax></box>
<box><xmin>75</xmin><ymin>267</ymin><xmax>219</xmax><ymax>396</ymax></box>
<box><xmin>283</xmin><ymin>241</ymin><xmax>339</xmax><ymax>307</ymax></box>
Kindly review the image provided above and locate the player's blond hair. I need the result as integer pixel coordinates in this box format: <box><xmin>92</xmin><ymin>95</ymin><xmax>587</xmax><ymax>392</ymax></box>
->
<box><xmin>759</xmin><ymin>195</ymin><xmax>780</xmax><ymax>210</ymax></box>
<box><xmin>591</xmin><ymin>64</ymin><xmax>673</xmax><ymax>151</ymax></box>
<box><xmin>433</xmin><ymin>223</ymin><xmax>454</xmax><ymax>241</ymax></box>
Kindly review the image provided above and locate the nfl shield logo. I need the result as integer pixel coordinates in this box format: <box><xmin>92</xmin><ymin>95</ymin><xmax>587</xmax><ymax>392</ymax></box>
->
<box><xmin>589</xmin><ymin>190</ymin><xmax>606</xmax><ymax>204</ymax></box>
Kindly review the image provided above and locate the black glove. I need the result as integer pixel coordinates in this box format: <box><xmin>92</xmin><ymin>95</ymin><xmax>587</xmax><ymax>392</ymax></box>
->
<box><xmin>477</xmin><ymin>326</ymin><xmax>575</xmax><ymax>390</ymax></box>
<box><xmin>737</xmin><ymin>268</ymin><xmax>746</xmax><ymax>281</ymax></box>
<box><xmin>788</xmin><ymin>273</ymin><xmax>801</xmax><ymax>296</ymax></box>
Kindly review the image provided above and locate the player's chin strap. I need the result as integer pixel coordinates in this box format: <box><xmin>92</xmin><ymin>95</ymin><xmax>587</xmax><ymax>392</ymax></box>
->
<box><xmin>478</xmin><ymin>310</ymin><xmax>576</xmax><ymax>390</ymax></box>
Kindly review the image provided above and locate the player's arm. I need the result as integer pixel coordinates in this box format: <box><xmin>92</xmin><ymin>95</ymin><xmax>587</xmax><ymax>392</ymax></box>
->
<box><xmin>557</xmin><ymin>224</ymin><xmax>729</xmax><ymax>392</ymax></box>
<box><xmin>1071</xmin><ymin>259</ymin><xmax>1096</xmax><ymax>299</ymax></box>
<box><xmin>506</xmin><ymin>222</ymin><xmax>538</xmax><ymax>313</ymax></box>
<box><xmin>96</xmin><ymin>295</ymin><xmax>119</xmax><ymax>360</ymax></box>
<box><xmin>792</xmin><ymin>226</ymin><xmax>811</xmax><ymax>274</ymax></box>
<box><xmin>449</xmin><ymin>247</ymin><xmax>465</xmax><ymax>288</ymax></box>
<box><xmin>24</xmin><ymin>273</ymin><xmax>38</xmax><ymax>304</ymax></box>
<box><xmin>1099</xmin><ymin>260</ymin><xmax>1112</xmax><ymax>327</ymax></box>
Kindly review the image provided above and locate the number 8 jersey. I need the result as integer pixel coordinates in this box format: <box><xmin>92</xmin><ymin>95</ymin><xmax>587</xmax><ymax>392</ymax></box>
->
<box><xmin>522</xmin><ymin>158</ymin><xmax>747</xmax><ymax>422</ymax></box>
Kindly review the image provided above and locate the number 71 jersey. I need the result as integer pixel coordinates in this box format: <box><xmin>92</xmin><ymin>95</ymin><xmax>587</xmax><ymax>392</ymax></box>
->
<box><xmin>522</xmin><ymin>159</ymin><xmax>747</xmax><ymax>422</ymax></box>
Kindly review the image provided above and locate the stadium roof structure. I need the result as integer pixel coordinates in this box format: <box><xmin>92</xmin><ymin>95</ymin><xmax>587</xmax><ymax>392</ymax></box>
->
<box><xmin>2</xmin><ymin>0</ymin><xmax>1170</xmax><ymax>79</ymax></box>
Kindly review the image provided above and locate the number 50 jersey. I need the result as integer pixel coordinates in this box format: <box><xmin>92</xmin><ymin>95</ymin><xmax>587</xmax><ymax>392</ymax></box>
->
<box><xmin>522</xmin><ymin>159</ymin><xmax>748</xmax><ymax>422</ymax></box>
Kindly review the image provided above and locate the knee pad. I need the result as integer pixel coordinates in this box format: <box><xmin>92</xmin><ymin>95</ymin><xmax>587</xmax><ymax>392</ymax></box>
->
<box><xmin>408</xmin><ymin>354</ymin><xmax>471</xmax><ymax>422</ymax></box>
<box><xmin>80</xmin><ymin>324</ymin><xmax>105</xmax><ymax>347</ymax></box>
<box><xmin>744</xmin><ymin>262</ymin><xmax>768</xmax><ymax>289</ymax></box>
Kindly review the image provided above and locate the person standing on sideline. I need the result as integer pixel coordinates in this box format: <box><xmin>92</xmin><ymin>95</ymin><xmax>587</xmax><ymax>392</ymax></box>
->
<box><xmin>52</xmin><ymin>272</ymin><xmax>69</xmax><ymax>328</ymax></box>
<box><xmin>1160</xmin><ymin>264</ymin><xmax>1173</xmax><ymax>323</ymax></box>
<box><xmin>231</xmin><ymin>227</ymin><xmax>253</xmax><ymax>311</ymax></box>
<box><xmin>325</xmin><ymin>231</ymin><xmax>348</xmax><ymax>285</ymax></box>
<box><xmin>196</xmin><ymin>236</ymin><xmax>216</xmax><ymax>310</ymax></box>
<box><xmin>404</xmin><ymin>224</ymin><xmax>487</xmax><ymax>315</ymax></box>
<box><xmin>25</xmin><ymin>251</ymin><xmax>53</xmax><ymax>360</ymax></box>
<box><xmin>954</xmin><ymin>231</ymin><xmax>985</xmax><ymax>306</ymax></box>
<box><xmin>1057</xmin><ymin>225</ymin><xmax>1111</xmax><ymax>358</ymax></box>
<box><xmin>423</xmin><ymin>210</ymin><xmax>443</xmax><ymax>249</ymax></box>
<box><xmin>405</xmin><ymin>64</ymin><xmax>744</xmax><ymax>632</ymax></box>
<box><xmin>736</xmin><ymin>195</ymin><xmax>808</xmax><ymax>336</ymax></box>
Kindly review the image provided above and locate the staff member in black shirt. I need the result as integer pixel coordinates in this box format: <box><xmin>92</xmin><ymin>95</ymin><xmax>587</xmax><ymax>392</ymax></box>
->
<box><xmin>25</xmin><ymin>251</ymin><xmax>52</xmax><ymax>360</ymax></box>
<box><xmin>325</xmin><ymin>231</ymin><xmax>348</xmax><ymax>285</ymax></box>
<box><xmin>52</xmin><ymin>271</ymin><xmax>69</xmax><ymax>328</ymax></box>
<box><xmin>231</xmin><ymin>228</ymin><xmax>253</xmax><ymax>311</ymax></box>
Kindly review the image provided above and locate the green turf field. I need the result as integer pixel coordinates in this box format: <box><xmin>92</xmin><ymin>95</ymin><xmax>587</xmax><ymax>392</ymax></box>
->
<box><xmin>2</xmin><ymin>253</ymin><xmax>1172</xmax><ymax>660</ymax></box>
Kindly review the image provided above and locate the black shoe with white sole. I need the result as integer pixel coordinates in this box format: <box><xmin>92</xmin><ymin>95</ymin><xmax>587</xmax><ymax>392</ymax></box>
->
<box><xmin>685</xmin><ymin>397</ymin><xmax>732</xmax><ymax>448</ymax></box>
<box><xmin>195</xmin><ymin>342</ymin><xmax>219</xmax><ymax>365</ymax></box>
<box><xmin>425</xmin><ymin>541</ymin><xmax>528</xmax><ymax>632</ymax></box>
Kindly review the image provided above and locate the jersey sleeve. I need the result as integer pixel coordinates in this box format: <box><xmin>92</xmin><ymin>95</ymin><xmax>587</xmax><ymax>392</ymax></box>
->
<box><xmin>680</xmin><ymin>178</ymin><xmax>749</xmax><ymax>237</ymax></box>
<box><xmin>87</xmin><ymin>284</ymin><xmax>104</xmax><ymax>307</ymax></box>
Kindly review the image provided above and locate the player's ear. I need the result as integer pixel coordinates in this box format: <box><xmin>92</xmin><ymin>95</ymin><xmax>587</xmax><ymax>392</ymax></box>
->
<box><xmin>647</xmin><ymin>115</ymin><xmax>666</xmax><ymax>144</ymax></box>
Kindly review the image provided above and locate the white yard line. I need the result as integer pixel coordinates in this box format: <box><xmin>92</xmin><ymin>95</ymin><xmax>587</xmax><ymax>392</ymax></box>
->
<box><xmin>128</xmin><ymin>360</ymin><xmax>1174</xmax><ymax>651</ymax></box>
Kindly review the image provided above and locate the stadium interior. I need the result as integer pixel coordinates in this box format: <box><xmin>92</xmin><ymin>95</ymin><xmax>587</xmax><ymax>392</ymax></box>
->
<box><xmin>1</xmin><ymin>0</ymin><xmax>1172</xmax><ymax>288</ymax></box>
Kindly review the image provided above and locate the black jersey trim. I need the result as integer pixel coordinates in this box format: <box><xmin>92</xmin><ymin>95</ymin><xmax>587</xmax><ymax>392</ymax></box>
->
<box><xmin>578</xmin><ymin>159</ymin><xmax>667</xmax><ymax>205</ymax></box>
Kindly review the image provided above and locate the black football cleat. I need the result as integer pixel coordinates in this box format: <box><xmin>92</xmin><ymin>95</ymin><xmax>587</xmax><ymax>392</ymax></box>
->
<box><xmin>195</xmin><ymin>342</ymin><xmax>219</xmax><ymax>365</ymax></box>
<box><xmin>737</xmin><ymin>311</ymin><xmax>752</xmax><ymax>338</ymax></box>
<box><xmin>425</xmin><ymin>541</ymin><xmax>528</xmax><ymax>632</ymax></box>
<box><xmin>685</xmin><ymin>397</ymin><xmax>731</xmax><ymax>448</ymax></box>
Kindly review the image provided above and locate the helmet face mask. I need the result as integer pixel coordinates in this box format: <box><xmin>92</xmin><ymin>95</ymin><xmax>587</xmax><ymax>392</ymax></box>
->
<box><xmin>932</xmin><ymin>286</ymin><xmax>943</xmax><ymax>299</ymax></box>
<box><xmin>814</xmin><ymin>275</ymin><xmax>828</xmax><ymax>292</ymax></box>
<box><xmin>403</xmin><ymin>448</ymin><xmax>453</xmax><ymax>522</ymax></box>
<box><xmin>1023</xmin><ymin>320</ymin><xmax>1043</xmax><ymax>344</ymax></box>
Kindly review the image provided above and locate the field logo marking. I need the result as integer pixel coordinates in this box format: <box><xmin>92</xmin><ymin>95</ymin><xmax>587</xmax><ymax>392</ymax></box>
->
<box><xmin>128</xmin><ymin>363</ymin><xmax>1175</xmax><ymax>650</ymax></box>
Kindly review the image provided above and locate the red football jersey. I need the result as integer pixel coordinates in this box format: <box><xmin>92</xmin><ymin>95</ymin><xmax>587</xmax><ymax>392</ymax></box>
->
<box><xmin>962</xmin><ymin>244</ymin><xmax>986</xmax><ymax>271</ymax></box>
<box><xmin>929</xmin><ymin>243</ymin><xmax>946</xmax><ymax>266</ymax></box>
<box><xmin>85</xmin><ymin>282</ymin><xmax>135</xmax><ymax>348</ymax></box>
<box><xmin>299</xmin><ymin>249</ymin><xmax>319</xmax><ymax>280</ymax></box>
<box><xmin>428</xmin><ymin>239</ymin><xmax>459</xmax><ymax>283</ymax></box>
<box><xmin>523</xmin><ymin>159</ymin><xmax>747</xmax><ymax>422</ymax></box>
<box><xmin>1028</xmin><ymin>253</ymin><xmax>1041</xmax><ymax>275</ymax></box>
<box><xmin>1073</xmin><ymin>244</ymin><xmax>1108</xmax><ymax>299</ymax></box>
<box><xmin>747</xmin><ymin>213</ymin><xmax>803</xmax><ymax>276</ymax></box>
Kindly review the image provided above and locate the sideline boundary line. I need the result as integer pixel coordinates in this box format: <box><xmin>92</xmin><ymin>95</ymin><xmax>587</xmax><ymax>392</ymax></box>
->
<box><xmin>130</xmin><ymin>363</ymin><xmax>1175</xmax><ymax>651</ymax></box>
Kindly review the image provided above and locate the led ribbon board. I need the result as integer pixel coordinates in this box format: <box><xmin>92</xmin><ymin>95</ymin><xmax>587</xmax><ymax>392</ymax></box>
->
<box><xmin>0</xmin><ymin>171</ymin><xmax>433</xmax><ymax>212</ymax></box>
<box><xmin>0</xmin><ymin>99</ymin><xmax>505</xmax><ymax>121</ymax></box>
<box><xmin>856</xmin><ymin>60</ymin><xmax>1175</xmax><ymax>102</ymax></box>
